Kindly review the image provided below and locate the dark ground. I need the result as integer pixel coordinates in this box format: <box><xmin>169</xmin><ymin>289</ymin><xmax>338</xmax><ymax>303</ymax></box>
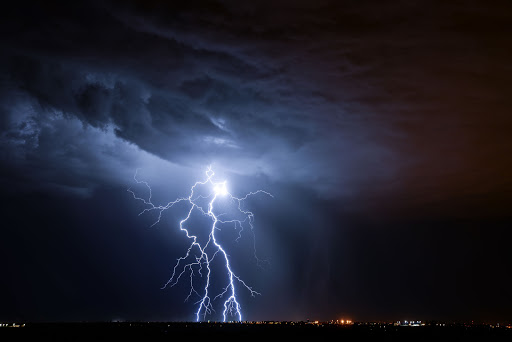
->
<box><xmin>1</xmin><ymin>322</ymin><xmax>512</xmax><ymax>340</ymax></box>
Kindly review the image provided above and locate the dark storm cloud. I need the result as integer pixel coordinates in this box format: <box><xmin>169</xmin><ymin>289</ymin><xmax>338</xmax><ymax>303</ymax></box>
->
<box><xmin>0</xmin><ymin>0</ymin><xmax>399</xmax><ymax>200</ymax></box>
<box><xmin>2</xmin><ymin>0</ymin><xmax>510</xmax><ymax>212</ymax></box>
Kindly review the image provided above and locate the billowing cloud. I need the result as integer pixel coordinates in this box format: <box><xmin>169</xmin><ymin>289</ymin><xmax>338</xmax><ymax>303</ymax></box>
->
<box><xmin>1</xmin><ymin>0</ymin><xmax>511</xmax><ymax>210</ymax></box>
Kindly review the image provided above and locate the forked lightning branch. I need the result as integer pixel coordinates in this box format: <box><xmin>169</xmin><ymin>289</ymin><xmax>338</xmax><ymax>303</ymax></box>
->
<box><xmin>128</xmin><ymin>166</ymin><xmax>272</xmax><ymax>322</ymax></box>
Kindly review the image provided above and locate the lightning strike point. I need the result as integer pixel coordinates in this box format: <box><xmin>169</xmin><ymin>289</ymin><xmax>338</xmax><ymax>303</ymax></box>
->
<box><xmin>214</xmin><ymin>181</ymin><xmax>228</xmax><ymax>196</ymax></box>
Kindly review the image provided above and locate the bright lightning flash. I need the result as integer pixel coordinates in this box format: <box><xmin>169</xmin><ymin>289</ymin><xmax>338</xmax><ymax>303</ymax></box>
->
<box><xmin>213</xmin><ymin>181</ymin><xmax>228</xmax><ymax>196</ymax></box>
<box><xmin>128</xmin><ymin>166</ymin><xmax>272</xmax><ymax>322</ymax></box>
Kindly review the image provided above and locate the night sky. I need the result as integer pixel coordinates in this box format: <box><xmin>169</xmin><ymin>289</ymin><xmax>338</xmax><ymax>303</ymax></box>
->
<box><xmin>1</xmin><ymin>0</ymin><xmax>511</xmax><ymax>323</ymax></box>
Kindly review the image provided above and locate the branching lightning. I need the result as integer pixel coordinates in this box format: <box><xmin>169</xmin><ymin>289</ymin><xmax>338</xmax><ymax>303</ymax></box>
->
<box><xmin>128</xmin><ymin>166</ymin><xmax>272</xmax><ymax>322</ymax></box>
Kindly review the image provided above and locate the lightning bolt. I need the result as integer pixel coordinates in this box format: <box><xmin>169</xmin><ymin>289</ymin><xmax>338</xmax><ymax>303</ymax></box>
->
<box><xmin>128</xmin><ymin>166</ymin><xmax>272</xmax><ymax>322</ymax></box>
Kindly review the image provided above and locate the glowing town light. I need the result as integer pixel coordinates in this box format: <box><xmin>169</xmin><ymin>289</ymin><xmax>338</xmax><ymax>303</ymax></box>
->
<box><xmin>128</xmin><ymin>166</ymin><xmax>272</xmax><ymax>321</ymax></box>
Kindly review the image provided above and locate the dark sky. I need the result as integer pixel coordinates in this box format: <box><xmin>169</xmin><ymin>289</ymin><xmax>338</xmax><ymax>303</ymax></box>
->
<box><xmin>1</xmin><ymin>0</ymin><xmax>511</xmax><ymax>323</ymax></box>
